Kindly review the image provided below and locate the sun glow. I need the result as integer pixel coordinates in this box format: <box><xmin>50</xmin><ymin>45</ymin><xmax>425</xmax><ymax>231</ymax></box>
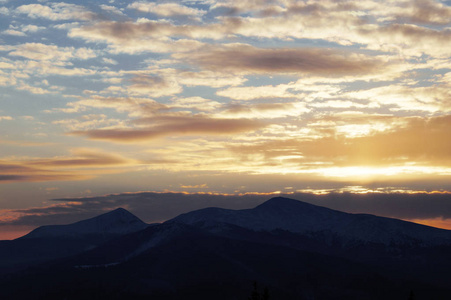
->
<box><xmin>314</xmin><ymin>166</ymin><xmax>451</xmax><ymax>179</ymax></box>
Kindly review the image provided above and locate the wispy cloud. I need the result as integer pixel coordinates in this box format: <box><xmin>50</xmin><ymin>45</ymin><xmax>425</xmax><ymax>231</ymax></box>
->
<box><xmin>72</xmin><ymin>115</ymin><xmax>266</xmax><ymax>142</ymax></box>
<box><xmin>0</xmin><ymin>148</ymin><xmax>139</xmax><ymax>183</ymax></box>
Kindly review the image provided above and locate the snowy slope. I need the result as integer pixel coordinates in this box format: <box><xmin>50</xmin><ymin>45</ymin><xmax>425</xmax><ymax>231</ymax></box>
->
<box><xmin>171</xmin><ymin>197</ymin><xmax>451</xmax><ymax>246</ymax></box>
<box><xmin>21</xmin><ymin>208</ymin><xmax>149</xmax><ymax>239</ymax></box>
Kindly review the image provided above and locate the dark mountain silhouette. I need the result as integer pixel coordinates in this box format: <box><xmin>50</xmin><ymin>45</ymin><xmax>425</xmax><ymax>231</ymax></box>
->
<box><xmin>21</xmin><ymin>207</ymin><xmax>148</xmax><ymax>239</ymax></box>
<box><xmin>0</xmin><ymin>208</ymin><xmax>148</xmax><ymax>275</ymax></box>
<box><xmin>172</xmin><ymin>197</ymin><xmax>451</xmax><ymax>246</ymax></box>
<box><xmin>1</xmin><ymin>197</ymin><xmax>450</xmax><ymax>299</ymax></box>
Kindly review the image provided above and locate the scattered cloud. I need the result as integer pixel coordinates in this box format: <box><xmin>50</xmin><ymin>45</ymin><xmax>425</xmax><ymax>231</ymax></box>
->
<box><xmin>171</xmin><ymin>96</ymin><xmax>222</xmax><ymax>112</ymax></box>
<box><xmin>57</xmin><ymin>96</ymin><xmax>168</xmax><ymax>116</ymax></box>
<box><xmin>0</xmin><ymin>0</ymin><xmax>451</xmax><ymax>227</ymax></box>
<box><xmin>6</xmin><ymin>43</ymin><xmax>97</xmax><ymax>62</ymax></box>
<box><xmin>2</xmin><ymin>29</ymin><xmax>26</xmax><ymax>36</ymax></box>
<box><xmin>16</xmin><ymin>3</ymin><xmax>96</xmax><ymax>21</ymax></box>
<box><xmin>128</xmin><ymin>2</ymin><xmax>206</xmax><ymax>17</ymax></box>
<box><xmin>99</xmin><ymin>4</ymin><xmax>125</xmax><ymax>16</ymax></box>
<box><xmin>126</xmin><ymin>74</ymin><xmax>183</xmax><ymax>97</ymax></box>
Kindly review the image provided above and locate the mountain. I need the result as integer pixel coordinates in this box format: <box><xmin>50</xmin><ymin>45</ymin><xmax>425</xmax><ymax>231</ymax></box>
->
<box><xmin>21</xmin><ymin>207</ymin><xmax>148</xmax><ymax>240</ymax></box>
<box><xmin>0</xmin><ymin>208</ymin><xmax>148</xmax><ymax>275</ymax></box>
<box><xmin>171</xmin><ymin>197</ymin><xmax>451</xmax><ymax>246</ymax></box>
<box><xmin>1</xmin><ymin>198</ymin><xmax>451</xmax><ymax>300</ymax></box>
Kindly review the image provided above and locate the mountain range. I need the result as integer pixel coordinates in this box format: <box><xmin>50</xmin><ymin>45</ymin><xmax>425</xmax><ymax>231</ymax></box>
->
<box><xmin>1</xmin><ymin>197</ymin><xmax>450</xmax><ymax>299</ymax></box>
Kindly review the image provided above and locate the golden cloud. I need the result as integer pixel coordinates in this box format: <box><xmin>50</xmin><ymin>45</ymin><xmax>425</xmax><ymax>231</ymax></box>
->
<box><xmin>229</xmin><ymin>115</ymin><xmax>451</xmax><ymax>168</ymax></box>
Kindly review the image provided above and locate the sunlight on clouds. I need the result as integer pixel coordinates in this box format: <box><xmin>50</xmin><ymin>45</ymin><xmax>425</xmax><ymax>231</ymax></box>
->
<box><xmin>314</xmin><ymin>166</ymin><xmax>451</xmax><ymax>179</ymax></box>
<box><xmin>334</xmin><ymin>123</ymin><xmax>391</xmax><ymax>138</ymax></box>
<box><xmin>0</xmin><ymin>0</ymin><xmax>451</xmax><ymax>212</ymax></box>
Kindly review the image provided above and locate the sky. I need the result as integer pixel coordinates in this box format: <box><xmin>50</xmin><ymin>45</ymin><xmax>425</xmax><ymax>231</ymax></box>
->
<box><xmin>1</xmin><ymin>0</ymin><xmax>451</xmax><ymax>239</ymax></box>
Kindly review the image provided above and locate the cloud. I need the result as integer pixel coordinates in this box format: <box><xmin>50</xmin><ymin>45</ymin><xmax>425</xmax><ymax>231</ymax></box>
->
<box><xmin>27</xmin><ymin>148</ymin><xmax>135</xmax><ymax>168</ymax></box>
<box><xmin>0</xmin><ymin>165</ymin><xmax>89</xmax><ymax>183</ymax></box>
<box><xmin>171</xmin><ymin>70</ymin><xmax>247</xmax><ymax>88</ymax></box>
<box><xmin>99</xmin><ymin>4</ymin><xmax>125</xmax><ymax>16</ymax></box>
<box><xmin>62</xmin><ymin>0</ymin><xmax>451</xmax><ymax>58</ymax></box>
<box><xmin>175</xmin><ymin>44</ymin><xmax>387</xmax><ymax>76</ymax></box>
<box><xmin>210</xmin><ymin>0</ymin><xmax>285</xmax><ymax>15</ymax></box>
<box><xmin>7</xmin><ymin>43</ymin><xmax>97</xmax><ymax>62</ymax></box>
<box><xmin>58</xmin><ymin>96</ymin><xmax>168</xmax><ymax>116</ymax></box>
<box><xmin>0</xmin><ymin>7</ymin><xmax>8</xmax><ymax>15</ymax></box>
<box><xmin>0</xmin><ymin>149</ymin><xmax>138</xmax><ymax>183</ymax></box>
<box><xmin>102</xmin><ymin>58</ymin><xmax>118</xmax><ymax>65</ymax></box>
<box><xmin>207</xmin><ymin>2</ymin><xmax>451</xmax><ymax>57</ymax></box>
<box><xmin>217</xmin><ymin>83</ymin><xmax>299</xmax><ymax>100</ymax></box>
<box><xmin>0</xmin><ymin>58</ymin><xmax>97</xmax><ymax>79</ymax></box>
<box><xmin>346</xmin><ymin>83</ymin><xmax>451</xmax><ymax>113</ymax></box>
<box><xmin>68</xmin><ymin>20</ymin><xmax>206</xmax><ymax>54</ymax></box>
<box><xmin>71</xmin><ymin>115</ymin><xmax>266</xmax><ymax>142</ymax></box>
<box><xmin>0</xmin><ymin>138</ymin><xmax>53</xmax><ymax>147</ymax></box>
<box><xmin>52</xmin><ymin>114</ymin><xmax>123</xmax><ymax>131</ymax></box>
<box><xmin>359</xmin><ymin>23</ymin><xmax>451</xmax><ymax>57</ymax></box>
<box><xmin>229</xmin><ymin>115</ymin><xmax>451</xmax><ymax>169</ymax></box>
<box><xmin>390</xmin><ymin>0</ymin><xmax>451</xmax><ymax>25</ymax></box>
<box><xmin>171</xmin><ymin>97</ymin><xmax>222</xmax><ymax>112</ymax></box>
<box><xmin>128</xmin><ymin>2</ymin><xmax>206</xmax><ymax>17</ymax></box>
<box><xmin>16</xmin><ymin>83</ymin><xmax>54</xmax><ymax>95</ymax></box>
<box><xmin>2</xmin><ymin>29</ymin><xmax>26</xmax><ymax>36</ymax></box>
<box><xmin>16</xmin><ymin>3</ymin><xmax>96</xmax><ymax>21</ymax></box>
<box><xmin>299</xmin><ymin>192</ymin><xmax>451</xmax><ymax>222</ymax></box>
<box><xmin>126</xmin><ymin>74</ymin><xmax>183</xmax><ymax>97</ymax></box>
<box><xmin>221</xmin><ymin>102</ymin><xmax>309</xmax><ymax>119</ymax></box>
<box><xmin>21</xmin><ymin>24</ymin><xmax>46</xmax><ymax>33</ymax></box>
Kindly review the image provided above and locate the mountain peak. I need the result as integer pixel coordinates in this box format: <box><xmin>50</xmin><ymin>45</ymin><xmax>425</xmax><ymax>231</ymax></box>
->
<box><xmin>256</xmin><ymin>196</ymin><xmax>313</xmax><ymax>208</ymax></box>
<box><xmin>21</xmin><ymin>208</ymin><xmax>148</xmax><ymax>240</ymax></box>
<box><xmin>98</xmin><ymin>207</ymin><xmax>137</xmax><ymax>220</ymax></box>
<box><xmin>255</xmin><ymin>196</ymin><xmax>339</xmax><ymax>216</ymax></box>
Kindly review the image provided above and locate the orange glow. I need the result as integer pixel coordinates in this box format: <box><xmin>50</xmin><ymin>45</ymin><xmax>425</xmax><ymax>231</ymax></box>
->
<box><xmin>405</xmin><ymin>218</ymin><xmax>451</xmax><ymax>230</ymax></box>
<box><xmin>0</xmin><ymin>226</ymin><xmax>33</xmax><ymax>240</ymax></box>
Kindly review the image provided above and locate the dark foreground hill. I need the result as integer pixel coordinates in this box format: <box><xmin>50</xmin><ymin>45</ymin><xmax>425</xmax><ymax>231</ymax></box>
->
<box><xmin>1</xmin><ymin>197</ymin><xmax>450</xmax><ymax>299</ymax></box>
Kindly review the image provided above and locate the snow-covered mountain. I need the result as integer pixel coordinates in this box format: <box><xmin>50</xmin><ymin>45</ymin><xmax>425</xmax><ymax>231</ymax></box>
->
<box><xmin>2</xmin><ymin>198</ymin><xmax>451</xmax><ymax>299</ymax></box>
<box><xmin>171</xmin><ymin>197</ymin><xmax>451</xmax><ymax>246</ymax></box>
<box><xmin>21</xmin><ymin>208</ymin><xmax>148</xmax><ymax>239</ymax></box>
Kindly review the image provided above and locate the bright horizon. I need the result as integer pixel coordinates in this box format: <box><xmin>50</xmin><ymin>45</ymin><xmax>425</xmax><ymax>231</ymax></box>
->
<box><xmin>1</xmin><ymin>0</ymin><xmax>451</xmax><ymax>239</ymax></box>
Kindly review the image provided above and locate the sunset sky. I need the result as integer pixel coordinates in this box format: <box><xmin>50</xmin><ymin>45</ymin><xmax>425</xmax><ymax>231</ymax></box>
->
<box><xmin>1</xmin><ymin>0</ymin><xmax>451</xmax><ymax>239</ymax></box>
